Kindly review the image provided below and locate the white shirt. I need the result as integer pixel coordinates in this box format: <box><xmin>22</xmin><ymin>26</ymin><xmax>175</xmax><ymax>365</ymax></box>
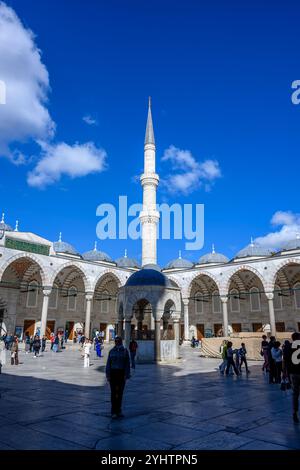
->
<box><xmin>84</xmin><ymin>342</ymin><xmax>92</xmax><ymax>355</ymax></box>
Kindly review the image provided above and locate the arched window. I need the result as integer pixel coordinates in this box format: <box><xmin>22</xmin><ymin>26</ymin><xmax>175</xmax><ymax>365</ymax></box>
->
<box><xmin>49</xmin><ymin>284</ymin><xmax>58</xmax><ymax>309</ymax></box>
<box><xmin>195</xmin><ymin>291</ymin><xmax>203</xmax><ymax>314</ymax></box>
<box><xmin>250</xmin><ymin>287</ymin><xmax>261</xmax><ymax>312</ymax></box>
<box><xmin>101</xmin><ymin>290</ymin><xmax>109</xmax><ymax>313</ymax></box>
<box><xmin>212</xmin><ymin>290</ymin><xmax>221</xmax><ymax>313</ymax></box>
<box><xmin>26</xmin><ymin>281</ymin><xmax>38</xmax><ymax>308</ymax></box>
<box><xmin>67</xmin><ymin>286</ymin><xmax>77</xmax><ymax>311</ymax></box>
<box><xmin>274</xmin><ymin>285</ymin><xmax>282</xmax><ymax>311</ymax></box>
<box><xmin>230</xmin><ymin>289</ymin><xmax>240</xmax><ymax>312</ymax></box>
<box><xmin>294</xmin><ymin>282</ymin><xmax>300</xmax><ymax>309</ymax></box>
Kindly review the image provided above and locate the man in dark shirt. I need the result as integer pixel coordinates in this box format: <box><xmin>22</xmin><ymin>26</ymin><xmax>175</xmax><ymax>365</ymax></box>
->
<box><xmin>106</xmin><ymin>336</ymin><xmax>130</xmax><ymax>418</ymax></box>
<box><xmin>286</xmin><ymin>332</ymin><xmax>300</xmax><ymax>423</ymax></box>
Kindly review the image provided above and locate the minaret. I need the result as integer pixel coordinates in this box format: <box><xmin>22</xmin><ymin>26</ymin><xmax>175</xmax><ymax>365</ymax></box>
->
<box><xmin>139</xmin><ymin>97</ymin><xmax>160</xmax><ymax>266</ymax></box>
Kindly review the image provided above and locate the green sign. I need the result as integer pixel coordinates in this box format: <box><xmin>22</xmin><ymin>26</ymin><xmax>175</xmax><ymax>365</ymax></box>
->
<box><xmin>5</xmin><ymin>237</ymin><xmax>50</xmax><ymax>256</ymax></box>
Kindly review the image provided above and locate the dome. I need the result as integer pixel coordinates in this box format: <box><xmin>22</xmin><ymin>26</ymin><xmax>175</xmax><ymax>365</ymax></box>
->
<box><xmin>53</xmin><ymin>233</ymin><xmax>79</xmax><ymax>256</ymax></box>
<box><xmin>82</xmin><ymin>242</ymin><xmax>112</xmax><ymax>262</ymax></box>
<box><xmin>0</xmin><ymin>213</ymin><xmax>12</xmax><ymax>232</ymax></box>
<box><xmin>126</xmin><ymin>267</ymin><xmax>171</xmax><ymax>287</ymax></box>
<box><xmin>165</xmin><ymin>251</ymin><xmax>193</xmax><ymax>269</ymax></box>
<box><xmin>116</xmin><ymin>250</ymin><xmax>140</xmax><ymax>268</ymax></box>
<box><xmin>282</xmin><ymin>235</ymin><xmax>300</xmax><ymax>252</ymax></box>
<box><xmin>235</xmin><ymin>238</ymin><xmax>272</xmax><ymax>258</ymax></box>
<box><xmin>199</xmin><ymin>245</ymin><xmax>229</xmax><ymax>264</ymax></box>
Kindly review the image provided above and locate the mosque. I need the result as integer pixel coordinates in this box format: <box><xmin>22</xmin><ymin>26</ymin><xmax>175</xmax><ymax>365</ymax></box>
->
<box><xmin>1</xmin><ymin>100</ymin><xmax>300</xmax><ymax>361</ymax></box>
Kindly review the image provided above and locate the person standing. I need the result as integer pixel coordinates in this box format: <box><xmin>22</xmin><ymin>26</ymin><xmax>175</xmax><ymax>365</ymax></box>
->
<box><xmin>261</xmin><ymin>335</ymin><xmax>269</xmax><ymax>372</ymax></box>
<box><xmin>10</xmin><ymin>336</ymin><xmax>19</xmax><ymax>365</ymax></box>
<box><xmin>219</xmin><ymin>340</ymin><xmax>228</xmax><ymax>374</ymax></box>
<box><xmin>225</xmin><ymin>341</ymin><xmax>239</xmax><ymax>376</ymax></box>
<box><xmin>24</xmin><ymin>332</ymin><xmax>31</xmax><ymax>354</ymax></box>
<box><xmin>33</xmin><ymin>335</ymin><xmax>41</xmax><ymax>358</ymax></box>
<box><xmin>267</xmin><ymin>336</ymin><xmax>277</xmax><ymax>384</ymax></box>
<box><xmin>41</xmin><ymin>336</ymin><xmax>47</xmax><ymax>352</ymax></box>
<box><xmin>129</xmin><ymin>338</ymin><xmax>138</xmax><ymax>369</ymax></box>
<box><xmin>271</xmin><ymin>341</ymin><xmax>283</xmax><ymax>384</ymax></box>
<box><xmin>286</xmin><ymin>332</ymin><xmax>300</xmax><ymax>423</ymax></box>
<box><xmin>50</xmin><ymin>332</ymin><xmax>55</xmax><ymax>350</ymax></box>
<box><xmin>106</xmin><ymin>336</ymin><xmax>130</xmax><ymax>418</ymax></box>
<box><xmin>29</xmin><ymin>335</ymin><xmax>34</xmax><ymax>353</ymax></box>
<box><xmin>238</xmin><ymin>343</ymin><xmax>250</xmax><ymax>374</ymax></box>
<box><xmin>83</xmin><ymin>339</ymin><xmax>92</xmax><ymax>367</ymax></box>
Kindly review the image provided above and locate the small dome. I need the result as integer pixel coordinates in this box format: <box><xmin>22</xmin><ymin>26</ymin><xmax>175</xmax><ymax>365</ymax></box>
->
<box><xmin>126</xmin><ymin>267</ymin><xmax>171</xmax><ymax>287</ymax></box>
<box><xmin>282</xmin><ymin>234</ymin><xmax>300</xmax><ymax>252</ymax></box>
<box><xmin>82</xmin><ymin>242</ymin><xmax>112</xmax><ymax>262</ymax></box>
<box><xmin>165</xmin><ymin>251</ymin><xmax>193</xmax><ymax>269</ymax></box>
<box><xmin>0</xmin><ymin>213</ymin><xmax>12</xmax><ymax>232</ymax></box>
<box><xmin>199</xmin><ymin>245</ymin><xmax>229</xmax><ymax>264</ymax></box>
<box><xmin>53</xmin><ymin>233</ymin><xmax>79</xmax><ymax>256</ymax></box>
<box><xmin>235</xmin><ymin>238</ymin><xmax>272</xmax><ymax>258</ymax></box>
<box><xmin>116</xmin><ymin>250</ymin><xmax>140</xmax><ymax>268</ymax></box>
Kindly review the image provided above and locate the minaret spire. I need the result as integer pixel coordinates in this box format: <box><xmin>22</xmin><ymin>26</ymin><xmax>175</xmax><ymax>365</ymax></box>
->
<box><xmin>139</xmin><ymin>98</ymin><xmax>160</xmax><ymax>266</ymax></box>
<box><xmin>144</xmin><ymin>96</ymin><xmax>155</xmax><ymax>145</ymax></box>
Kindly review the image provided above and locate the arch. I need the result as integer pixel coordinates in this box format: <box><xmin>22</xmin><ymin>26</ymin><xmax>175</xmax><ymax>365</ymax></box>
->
<box><xmin>271</xmin><ymin>258</ymin><xmax>300</xmax><ymax>291</ymax></box>
<box><xmin>92</xmin><ymin>269</ymin><xmax>123</xmax><ymax>292</ymax></box>
<box><xmin>224</xmin><ymin>265</ymin><xmax>267</xmax><ymax>294</ymax></box>
<box><xmin>187</xmin><ymin>271</ymin><xmax>221</xmax><ymax>298</ymax></box>
<box><xmin>49</xmin><ymin>262</ymin><xmax>92</xmax><ymax>292</ymax></box>
<box><xmin>165</xmin><ymin>275</ymin><xmax>183</xmax><ymax>290</ymax></box>
<box><xmin>0</xmin><ymin>253</ymin><xmax>48</xmax><ymax>286</ymax></box>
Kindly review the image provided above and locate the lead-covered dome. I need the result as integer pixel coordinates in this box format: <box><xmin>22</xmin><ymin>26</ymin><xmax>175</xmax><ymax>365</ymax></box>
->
<box><xmin>126</xmin><ymin>265</ymin><xmax>171</xmax><ymax>287</ymax></box>
<box><xmin>0</xmin><ymin>213</ymin><xmax>12</xmax><ymax>232</ymax></box>
<box><xmin>53</xmin><ymin>233</ymin><xmax>79</xmax><ymax>256</ymax></box>
<box><xmin>116</xmin><ymin>250</ymin><xmax>140</xmax><ymax>268</ymax></box>
<box><xmin>165</xmin><ymin>251</ymin><xmax>193</xmax><ymax>269</ymax></box>
<box><xmin>235</xmin><ymin>238</ymin><xmax>272</xmax><ymax>258</ymax></box>
<box><xmin>82</xmin><ymin>242</ymin><xmax>112</xmax><ymax>262</ymax></box>
<box><xmin>198</xmin><ymin>245</ymin><xmax>229</xmax><ymax>264</ymax></box>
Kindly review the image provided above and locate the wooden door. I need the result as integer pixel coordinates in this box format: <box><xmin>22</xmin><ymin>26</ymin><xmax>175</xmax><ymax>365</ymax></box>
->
<box><xmin>196</xmin><ymin>323</ymin><xmax>204</xmax><ymax>340</ymax></box>
<box><xmin>100</xmin><ymin>322</ymin><xmax>107</xmax><ymax>332</ymax></box>
<box><xmin>214</xmin><ymin>323</ymin><xmax>223</xmax><ymax>336</ymax></box>
<box><xmin>232</xmin><ymin>323</ymin><xmax>242</xmax><ymax>333</ymax></box>
<box><xmin>180</xmin><ymin>324</ymin><xmax>184</xmax><ymax>340</ymax></box>
<box><xmin>276</xmin><ymin>322</ymin><xmax>285</xmax><ymax>332</ymax></box>
<box><xmin>46</xmin><ymin>320</ymin><xmax>55</xmax><ymax>339</ymax></box>
<box><xmin>298</xmin><ymin>322</ymin><xmax>300</xmax><ymax>332</ymax></box>
<box><xmin>65</xmin><ymin>321</ymin><xmax>74</xmax><ymax>339</ymax></box>
<box><xmin>252</xmin><ymin>323</ymin><xmax>263</xmax><ymax>332</ymax></box>
<box><xmin>24</xmin><ymin>319</ymin><xmax>35</xmax><ymax>337</ymax></box>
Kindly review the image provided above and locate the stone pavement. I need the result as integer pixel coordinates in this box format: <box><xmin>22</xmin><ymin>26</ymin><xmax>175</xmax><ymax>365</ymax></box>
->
<box><xmin>0</xmin><ymin>342</ymin><xmax>299</xmax><ymax>450</ymax></box>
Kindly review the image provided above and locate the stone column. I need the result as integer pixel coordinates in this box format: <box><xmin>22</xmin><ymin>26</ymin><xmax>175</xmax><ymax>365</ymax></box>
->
<box><xmin>124</xmin><ymin>319</ymin><xmax>132</xmax><ymax>348</ymax></box>
<box><xmin>173</xmin><ymin>316</ymin><xmax>180</xmax><ymax>359</ymax></box>
<box><xmin>117</xmin><ymin>319</ymin><xmax>123</xmax><ymax>338</ymax></box>
<box><xmin>155</xmin><ymin>319</ymin><xmax>161</xmax><ymax>362</ymax></box>
<box><xmin>84</xmin><ymin>293</ymin><xmax>93</xmax><ymax>338</ymax></box>
<box><xmin>221</xmin><ymin>296</ymin><xmax>229</xmax><ymax>337</ymax></box>
<box><xmin>183</xmin><ymin>299</ymin><xmax>190</xmax><ymax>341</ymax></box>
<box><xmin>266</xmin><ymin>293</ymin><xmax>276</xmax><ymax>336</ymax></box>
<box><xmin>40</xmin><ymin>288</ymin><xmax>52</xmax><ymax>338</ymax></box>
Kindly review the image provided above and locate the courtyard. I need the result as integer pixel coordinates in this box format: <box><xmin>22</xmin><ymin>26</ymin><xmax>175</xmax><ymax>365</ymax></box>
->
<box><xmin>0</xmin><ymin>343</ymin><xmax>299</xmax><ymax>450</ymax></box>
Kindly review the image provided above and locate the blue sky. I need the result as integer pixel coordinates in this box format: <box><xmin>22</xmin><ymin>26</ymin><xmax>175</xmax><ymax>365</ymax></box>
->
<box><xmin>0</xmin><ymin>0</ymin><xmax>299</xmax><ymax>266</ymax></box>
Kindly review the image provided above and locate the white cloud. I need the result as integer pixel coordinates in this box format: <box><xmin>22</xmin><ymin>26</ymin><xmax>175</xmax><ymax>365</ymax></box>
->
<box><xmin>0</xmin><ymin>2</ymin><xmax>55</xmax><ymax>161</ymax></box>
<box><xmin>0</xmin><ymin>2</ymin><xmax>108</xmax><ymax>188</ymax></box>
<box><xmin>27</xmin><ymin>142</ymin><xmax>107</xmax><ymax>188</ymax></box>
<box><xmin>255</xmin><ymin>211</ymin><xmax>300</xmax><ymax>249</ymax></box>
<box><xmin>161</xmin><ymin>145</ymin><xmax>221</xmax><ymax>195</ymax></box>
<box><xmin>83</xmin><ymin>115</ymin><xmax>97</xmax><ymax>126</ymax></box>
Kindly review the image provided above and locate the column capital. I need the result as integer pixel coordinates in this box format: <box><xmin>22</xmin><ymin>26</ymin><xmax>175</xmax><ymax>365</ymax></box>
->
<box><xmin>220</xmin><ymin>296</ymin><xmax>228</xmax><ymax>303</ymax></box>
<box><xmin>42</xmin><ymin>287</ymin><xmax>52</xmax><ymax>297</ymax></box>
<box><xmin>266</xmin><ymin>293</ymin><xmax>274</xmax><ymax>301</ymax></box>
<box><xmin>85</xmin><ymin>292</ymin><xmax>94</xmax><ymax>301</ymax></box>
<box><xmin>182</xmin><ymin>298</ymin><xmax>189</xmax><ymax>307</ymax></box>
